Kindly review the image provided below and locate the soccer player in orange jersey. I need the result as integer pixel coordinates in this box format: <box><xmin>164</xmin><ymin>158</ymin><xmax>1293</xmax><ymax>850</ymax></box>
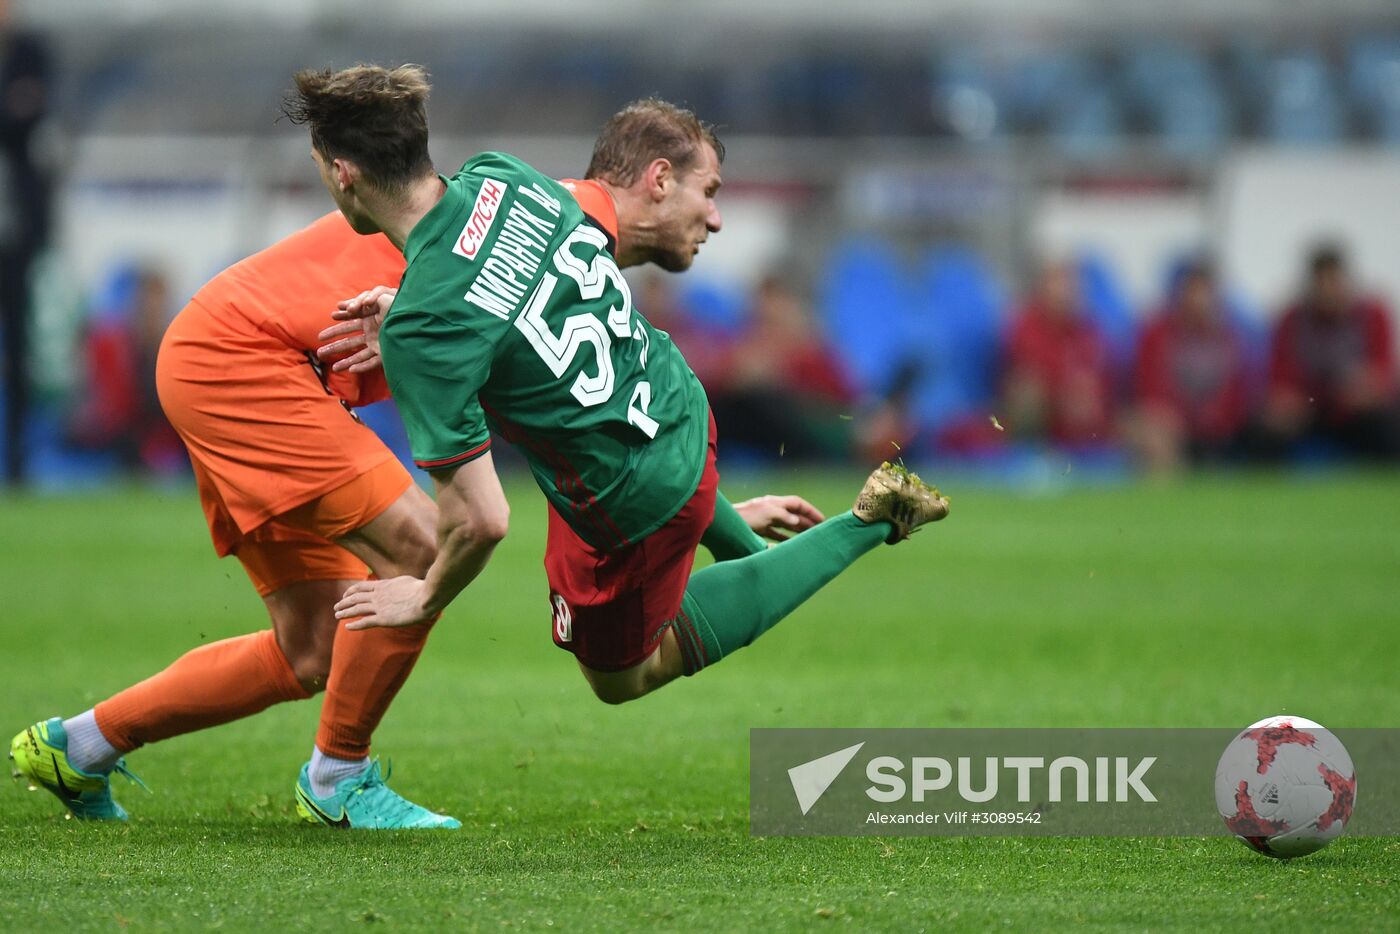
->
<box><xmin>10</xmin><ymin>210</ymin><xmax>465</xmax><ymax>826</ymax></box>
<box><xmin>10</xmin><ymin>97</ymin><xmax>823</xmax><ymax>829</ymax></box>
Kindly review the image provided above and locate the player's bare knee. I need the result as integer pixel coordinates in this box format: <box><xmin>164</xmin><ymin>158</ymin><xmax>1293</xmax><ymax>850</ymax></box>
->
<box><xmin>275</xmin><ymin>633</ymin><xmax>331</xmax><ymax>695</ymax></box>
<box><xmin>580</xmin><ymin>667</ymin><xmax>648</xmax><ymax>705</ymax></box>
<box><xmin>587</xmin><ymin>678</ymin><xmax>646</xmax><ymax>705</ymax></box>
<box><xmin>290</xmin><ymin>656</ymin><xmax>331</xmax><ymax>695</ymax></box>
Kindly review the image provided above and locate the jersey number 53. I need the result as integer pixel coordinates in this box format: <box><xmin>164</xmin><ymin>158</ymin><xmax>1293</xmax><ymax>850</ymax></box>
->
<box><xmin>514</xmin><ymin>224</ymin><xmax>659</xmax><ymax>438</ymax></box>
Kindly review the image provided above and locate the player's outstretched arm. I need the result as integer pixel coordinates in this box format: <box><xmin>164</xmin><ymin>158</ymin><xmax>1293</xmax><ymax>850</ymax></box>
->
<box><xmin>336</xmin><ymin>453</ymin><xmax>508</xmax><ymax>630</ymax></box>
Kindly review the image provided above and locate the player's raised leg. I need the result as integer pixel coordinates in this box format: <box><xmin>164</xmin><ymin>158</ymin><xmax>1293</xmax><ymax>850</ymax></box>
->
<box><xmin>577</xmin><ymin>463</ymin><xmax>948</xmax><ymax>704</ymax></box>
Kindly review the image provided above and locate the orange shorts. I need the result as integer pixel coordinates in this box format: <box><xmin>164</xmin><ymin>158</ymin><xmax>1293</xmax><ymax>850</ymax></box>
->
<box><xmin>235</xmin><ymin>458</ymin><xmax>413</xmax><ymax>596</ymax></box>
<box><xmin>157</xmin><ymin>296</ymin><xmax>412</xmax><ymax>594</ymax></box>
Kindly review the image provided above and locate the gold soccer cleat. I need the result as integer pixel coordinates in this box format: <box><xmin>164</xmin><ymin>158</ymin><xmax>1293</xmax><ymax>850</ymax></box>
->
<box><xmin>853</xmin><ymin>461</ymin><xmax>950</xmax><ymax>544</ymax></box>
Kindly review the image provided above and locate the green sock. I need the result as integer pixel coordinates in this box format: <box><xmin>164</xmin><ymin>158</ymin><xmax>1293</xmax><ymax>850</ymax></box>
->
<box><xmin>671</xmin><ymin>511</ymin><xmax>890</xmax><ymax>674</ymax></box>
<box><xmin>701</xmin><ymin>491</ymin><xmax>769</xmax><ymax>561</ymax></box>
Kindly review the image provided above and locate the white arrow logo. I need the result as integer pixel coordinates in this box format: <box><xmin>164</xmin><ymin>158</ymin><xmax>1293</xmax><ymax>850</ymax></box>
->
<box><xmin>787</xmin><ymin>742</ymin><xmax>865</xmax><ymax>816</ymax></box>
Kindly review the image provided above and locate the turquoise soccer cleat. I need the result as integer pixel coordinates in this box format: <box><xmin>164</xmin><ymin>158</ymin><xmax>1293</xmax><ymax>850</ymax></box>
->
<box><xmin>294</xmin><ymin>759</ymin><xmax>460</xmax><ymax>830</ymax></box>
<box><xmin>9</xmin><ymin>718</ymin><xmax>146</xmax><ymax>821</ymax></box>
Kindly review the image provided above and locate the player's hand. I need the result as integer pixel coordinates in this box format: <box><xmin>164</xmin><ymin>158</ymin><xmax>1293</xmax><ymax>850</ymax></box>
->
<box><xmin>335</xmin><ymin>576</ymin><xmax>434</xmax><ymax>630</ymax></box>
<box><xmin>333</xmin><ymin>285</ymin><xmax>398</xmax><ymax>321</ymax></box>
<box><xmin>733</xmin><ymin>494</ymin><xmax>825</xmax><ymax>542</ymax></box>
<box><xmin>316</xmin><ymin>286</ymin><xmax>396</xmax><ymax>374</ymax></box>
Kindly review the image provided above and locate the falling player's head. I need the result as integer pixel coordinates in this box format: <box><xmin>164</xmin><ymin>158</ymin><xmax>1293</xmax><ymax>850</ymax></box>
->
<box><xmin>586</xmin><ymin>99</ymin><xmax>724</xmax><ymax>272</ymax></box>
<box><xmin>283</xmin><ymin>65</ymin><xmax>435</xmax><ymax>234</ymax></box>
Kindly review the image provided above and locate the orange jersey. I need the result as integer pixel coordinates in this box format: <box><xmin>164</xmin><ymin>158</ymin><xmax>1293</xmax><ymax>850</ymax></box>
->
<box><xmin>160</xmin><ymin>212</ymin><xmax>409</xmax><ymax>554</ymax></box>
<box><xmin>193</xmin><ymin>211</ymin><xmax>408</xmax><ymax>407</ymax></box>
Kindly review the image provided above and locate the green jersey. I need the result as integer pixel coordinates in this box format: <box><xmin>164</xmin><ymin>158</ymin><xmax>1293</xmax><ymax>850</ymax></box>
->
<box><xmin>381</xmin><ymin>152</ymin><xmax>711</xmax><ymax>550</ymax></box>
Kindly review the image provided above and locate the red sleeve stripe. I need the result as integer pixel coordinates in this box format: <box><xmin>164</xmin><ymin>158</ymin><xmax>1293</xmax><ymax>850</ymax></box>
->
<box><xmin>414</xmin><ymin>439</ymin><xmax>492</xmax><ymax>469</ymax></box>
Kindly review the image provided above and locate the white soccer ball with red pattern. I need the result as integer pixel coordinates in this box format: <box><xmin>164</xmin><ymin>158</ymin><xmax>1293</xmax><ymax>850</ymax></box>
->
<box><xmin>1214</xmin><ymin>715</ymin><xmax>1356</xmax><ymax>859</ymax></box>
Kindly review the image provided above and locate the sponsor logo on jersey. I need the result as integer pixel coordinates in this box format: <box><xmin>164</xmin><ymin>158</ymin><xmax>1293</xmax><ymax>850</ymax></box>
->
<box><xmin>453</xmin><ymin>177</ymin><xmax>508</xmax><ymax>261</ymax></box>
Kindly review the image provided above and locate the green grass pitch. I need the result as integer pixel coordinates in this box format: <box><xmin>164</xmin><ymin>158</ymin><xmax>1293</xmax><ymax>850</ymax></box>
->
<box><xmin>2</xmin><ymin>470</ymin><xmax>1398</xmax><ymax>931</ymax></box>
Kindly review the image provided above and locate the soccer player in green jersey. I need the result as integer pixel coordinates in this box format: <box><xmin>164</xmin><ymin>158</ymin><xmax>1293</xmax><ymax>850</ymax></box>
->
<box><xmin>285</xmin><ymin>65</ymin><xmax>948</xmax><ymax>710</ymax></box>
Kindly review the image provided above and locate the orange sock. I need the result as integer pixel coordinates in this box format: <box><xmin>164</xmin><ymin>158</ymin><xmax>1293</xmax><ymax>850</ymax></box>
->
<box><xmin>314</xmin><ymin>619</ymin><xmax>436</xmax><ymax>760</ymax></box>
<box><xmin>94</xmin><ymin>629</ymin><xmax>311</xmax><ymax>752</ymax></box>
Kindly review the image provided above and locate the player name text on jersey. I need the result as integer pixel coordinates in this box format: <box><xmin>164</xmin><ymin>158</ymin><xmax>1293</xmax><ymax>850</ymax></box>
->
<box><xmin>464</xmin><ymin>184</ymin><xmax>562</xmax><ymax>320</ymax></box>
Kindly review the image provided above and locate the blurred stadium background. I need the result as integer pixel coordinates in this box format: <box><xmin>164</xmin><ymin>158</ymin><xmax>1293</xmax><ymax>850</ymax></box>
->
<box><xmin>6</xmin><ymin>0</ymin><xmax>1400</xmax><ymax>486</ymax></box>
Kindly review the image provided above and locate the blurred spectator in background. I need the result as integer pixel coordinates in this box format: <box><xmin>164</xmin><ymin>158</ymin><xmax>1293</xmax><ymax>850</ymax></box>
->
<box><xmin>0</xmin><ymin>0</ymin><xmax>52</xmax><ymax>486</ymax></box>
<box><xmin>1128</xmin><ymin>259</ymin><xmax>1253</xmax><ymax>473</ymax></box>
<box><xmin>1002</xmin><ymin>259</ymin><xmax>1115</xmax><ymax>448</ymax></box>
<box><xmin>1254</xmin><ymin>244</ymin><xmax>1400</xmax><ymax>461</ymax></box>
<box><xmin>854</xmin><ymin>359</ymin><xmax>922</xmax><ymax>464</ymax></box>
<box><xmin>635</xmin><ymin>272</ymin><xmax>732</xmax><ymax>389</ymax></box>
<box><xmin>67</xmin><ymin>265</ymin><xmax>185</xmax><ymax>474</ymax></box>
<box><xmin>707</xmin><ymin>274</ymin><xmax>856</xmax><ymax>460</ymax></box>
